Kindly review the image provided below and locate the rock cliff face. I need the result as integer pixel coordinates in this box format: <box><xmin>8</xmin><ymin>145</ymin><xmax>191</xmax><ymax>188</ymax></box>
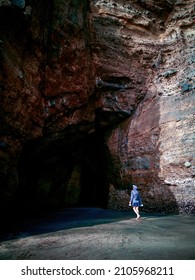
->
<box><xmin>0</xmin><ymin>0</ymin><xmax>194</xmax><ymax>215</ymax></box>
<box><xmin>94</xmin><ymin>0</ymin><xmax>195</xmax><ymax>213</ymax></box>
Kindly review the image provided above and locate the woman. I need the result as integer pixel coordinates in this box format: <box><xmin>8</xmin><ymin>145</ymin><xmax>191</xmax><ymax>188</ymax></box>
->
<box><xmin>129</xmin><ymin>185</ymin><xmax>143</xmax><ymax>219</ymax></box>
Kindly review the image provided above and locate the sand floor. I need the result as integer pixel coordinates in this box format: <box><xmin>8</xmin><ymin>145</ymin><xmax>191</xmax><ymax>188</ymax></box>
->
<box><xmin>0</xmin><ymin>208</ymin><xmax>195</xmax><ymax>260</ymax></box>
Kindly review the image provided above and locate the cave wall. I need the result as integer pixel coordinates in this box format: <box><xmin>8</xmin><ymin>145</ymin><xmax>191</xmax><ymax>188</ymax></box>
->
<box><xmin>0</xmin><ymin>0</ymin><xmax>96</xmax><ymax>213</ymax></box>
<box><xmin>0</xmin><ymin>0</ymin><xmax>194</xmax><ymax>214</ymax></box>
<box><xmin>90</xmin><ymin>0</ymin><xmax>195</xmax><ymax>213</ymax></box>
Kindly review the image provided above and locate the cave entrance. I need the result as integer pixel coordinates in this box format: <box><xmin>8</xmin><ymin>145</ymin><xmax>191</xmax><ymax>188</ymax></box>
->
<box><xmin>17</xmin><ymin>128</ymin><xmax>110</xmax><ymax>212</ymax></box>
<box><xmin>78</xmin><ymin>132</ymin><xmax>109</xmax><ymax>208</ymax></box>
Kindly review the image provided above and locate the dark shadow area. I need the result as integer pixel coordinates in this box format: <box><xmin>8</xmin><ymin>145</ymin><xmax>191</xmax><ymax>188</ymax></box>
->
<box><xmin>0</xmin><ymin>207</ymin><xmax>166</xmax><ymax>242</ymax></box>
<box><xmin>78</xmin><ymin>130</ymin><xmax>109</xmax><ymax>208</ymax></box>
<box><xmin>0</xmin><ymin>124</ymin><xmax>110</xmax><ymax>237</ymax></box>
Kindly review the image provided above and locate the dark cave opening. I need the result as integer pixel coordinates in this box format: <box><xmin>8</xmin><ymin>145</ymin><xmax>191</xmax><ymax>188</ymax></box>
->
<box><xmin>78</xmin><ymin>132</ymin><xmax>109</xmax><ymax>208</ymax></box>
<box><xmin>16</xmin><ymin>128</ymin><xmax>110</xmax><ymax>216</ymax></box>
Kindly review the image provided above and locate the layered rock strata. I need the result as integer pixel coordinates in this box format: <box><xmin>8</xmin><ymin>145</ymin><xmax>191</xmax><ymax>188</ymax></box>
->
<box><xmin>94</xmin><ymin>0</ymin><xmax>195</xmax><ymax>213</ymax></box>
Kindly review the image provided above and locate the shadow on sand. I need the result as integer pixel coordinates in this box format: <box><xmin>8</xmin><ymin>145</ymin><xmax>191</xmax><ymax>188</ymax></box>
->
<box><xmin>1</xmin><ymin>207</ymin><xmax>169</xmax><ymax>241</ymax></box>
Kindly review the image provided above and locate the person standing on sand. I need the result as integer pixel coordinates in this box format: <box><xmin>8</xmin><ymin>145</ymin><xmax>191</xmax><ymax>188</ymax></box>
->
<box><xmin>129</xmin><ymin>185</ymin><xmax>143</xmax><ymax>219</ymax></box>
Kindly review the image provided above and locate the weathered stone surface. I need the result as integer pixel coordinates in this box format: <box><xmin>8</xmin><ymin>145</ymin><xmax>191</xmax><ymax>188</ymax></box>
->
<box><xmin>0</xmin><ymin>0</ymin><xmax>194</xmax><ymax>215</ymax></box>
<box><xmin>91</xmin><ymin>0</ymin><xmax>195</xmax><ymax>213</ymax></box>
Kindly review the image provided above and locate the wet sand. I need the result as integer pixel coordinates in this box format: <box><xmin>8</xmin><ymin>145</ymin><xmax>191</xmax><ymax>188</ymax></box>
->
<box><xmin>0</xmin><ymin>208</ymin><xmax>195</xmax><ymax>260</ymax></box>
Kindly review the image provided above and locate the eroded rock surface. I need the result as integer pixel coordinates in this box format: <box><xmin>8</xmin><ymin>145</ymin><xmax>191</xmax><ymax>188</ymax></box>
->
<box><xmin>90</xmin><ymin>0</ymin><xmax>195</xmax><ymax>213</ymax></box>
<box><xmin>0</xmin><ymin>0</ymin><xmax>194</xmax><ymax>215</ymax></box>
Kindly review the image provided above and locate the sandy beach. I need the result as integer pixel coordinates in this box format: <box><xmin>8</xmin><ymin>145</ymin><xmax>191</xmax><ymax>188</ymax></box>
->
<box><xmin>0</xmin><ymin>208</ymin><xmax>195</xmax><ymax>260</ymax></box>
